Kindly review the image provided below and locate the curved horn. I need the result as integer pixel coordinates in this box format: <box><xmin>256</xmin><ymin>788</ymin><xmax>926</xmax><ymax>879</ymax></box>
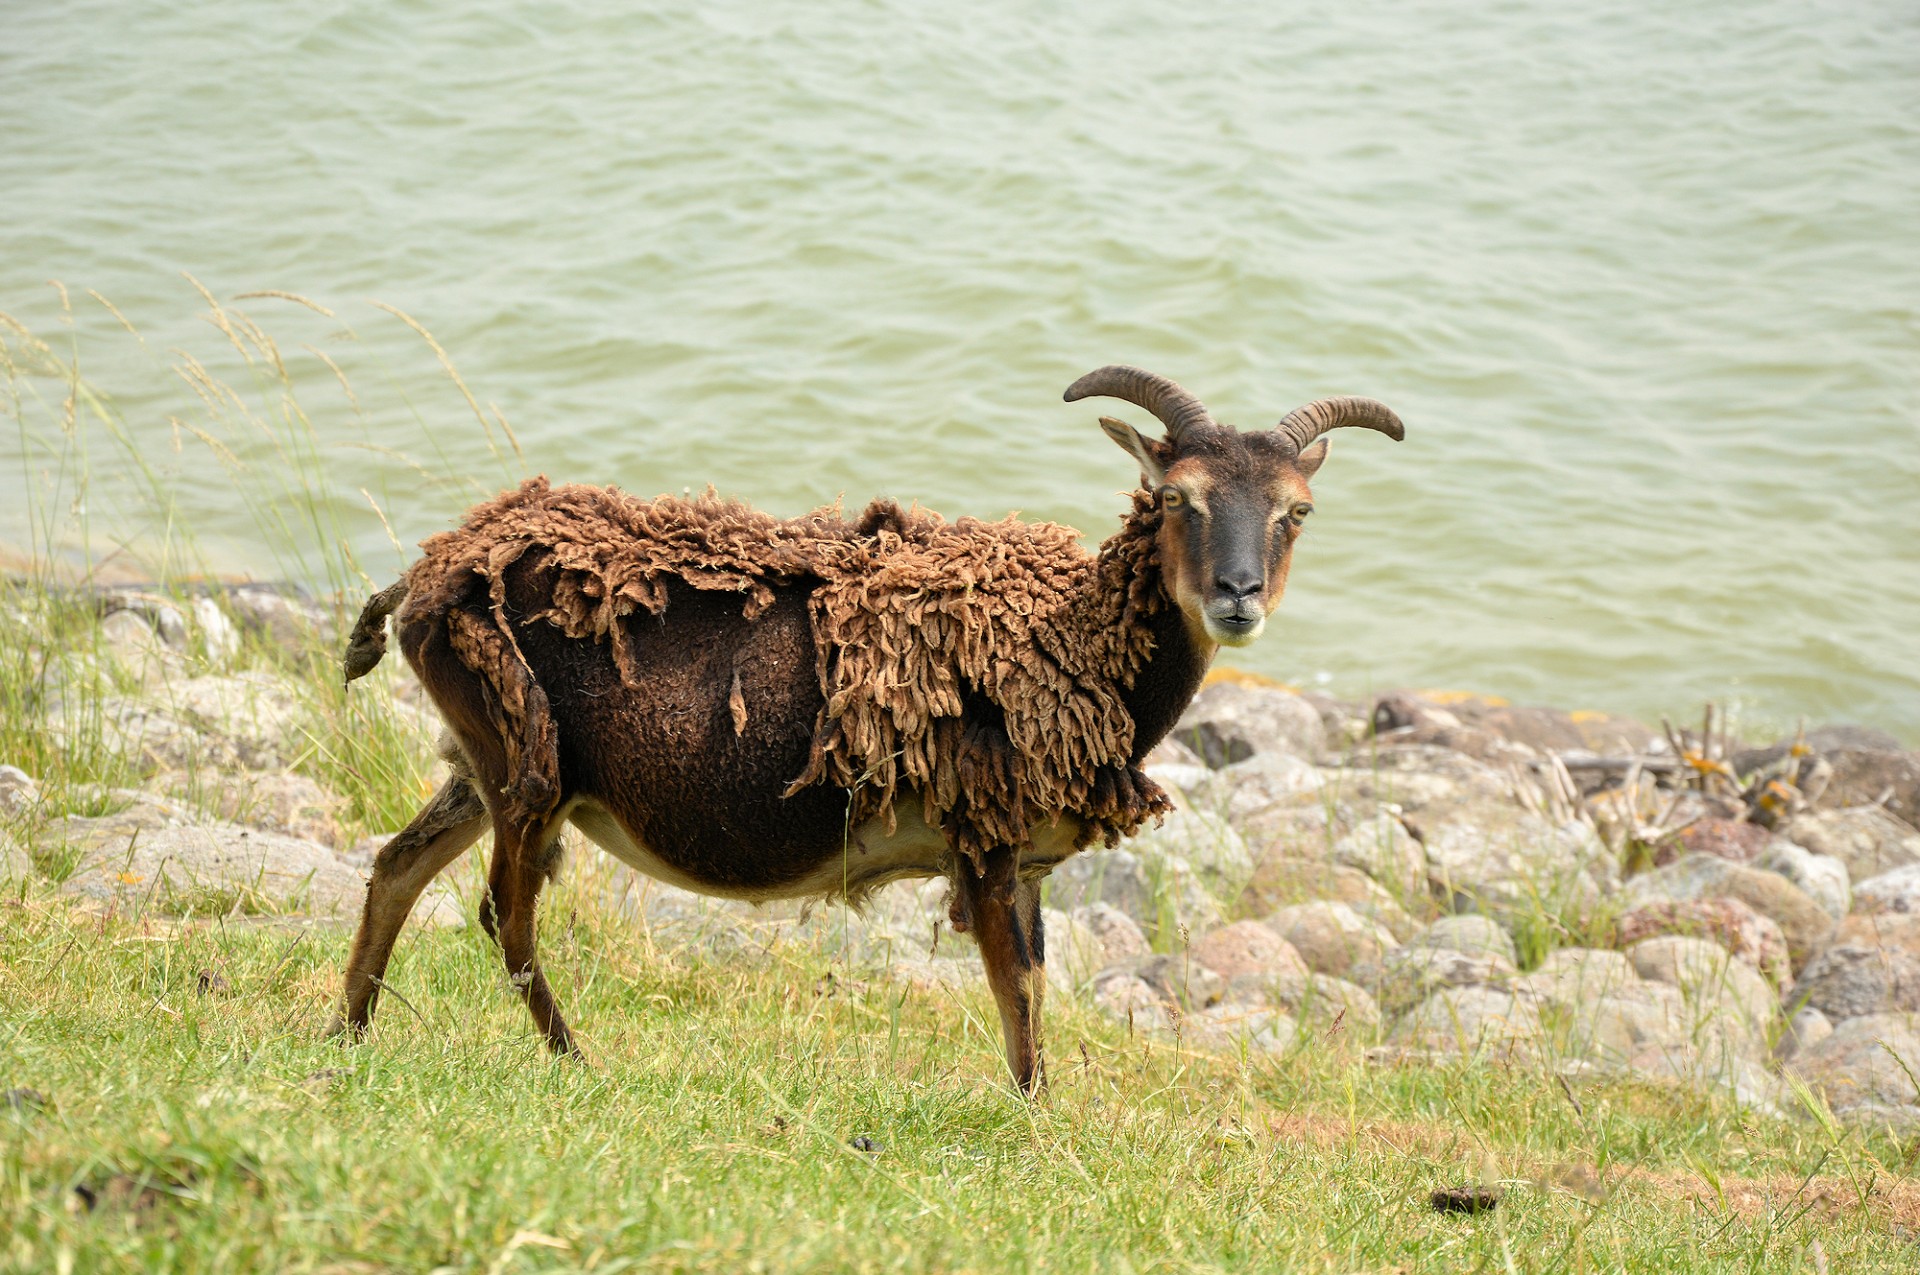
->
<box><xmin>1274</xmin><ymin>396</ymin><xmax>1405</xmax><ymax>453</ymax></box>
<box><xmin>1063</xmin><ymin>365</ymin><xmax>1215</xmax><ymax>441</ymax></box>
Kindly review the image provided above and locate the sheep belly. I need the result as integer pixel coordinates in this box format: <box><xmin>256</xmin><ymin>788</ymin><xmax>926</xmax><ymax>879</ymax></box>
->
<box><xmin>564</xmin><ymin>793</ymin><xmax>1084</xmax><ymax>905</ymax></box>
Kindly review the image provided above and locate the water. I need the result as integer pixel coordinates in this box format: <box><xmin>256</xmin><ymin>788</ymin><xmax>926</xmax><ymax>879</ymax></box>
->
<box><xmin>4</xmin><ymin>0</ymin><xmax>1917</xmax><ymax>740</ymax></box>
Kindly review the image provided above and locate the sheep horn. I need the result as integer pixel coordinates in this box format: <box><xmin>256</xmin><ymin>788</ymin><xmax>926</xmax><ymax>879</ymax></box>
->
<box><xmin>1063</xmin><ymin>366</ymin><xmax>1215</xmax><ymax>441</ymax></box>
<box><xmin>1273</xmin><ymin>396</ymin><xmax>1405</xmax><ymax>453</ymax></box>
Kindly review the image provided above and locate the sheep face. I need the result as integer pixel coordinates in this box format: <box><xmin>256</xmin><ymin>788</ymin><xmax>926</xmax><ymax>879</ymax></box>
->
<box><xmin>1108</xmin><ymin>420</ymin><xmax>1323</xmax><ymax>648</ymax></box>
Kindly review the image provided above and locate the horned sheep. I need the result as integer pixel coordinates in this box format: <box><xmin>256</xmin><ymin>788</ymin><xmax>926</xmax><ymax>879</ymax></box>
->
<box><xmin>333</xmin><ymin>365</ymin><xmax>1404</xmax><ymax>1092</ymax></box>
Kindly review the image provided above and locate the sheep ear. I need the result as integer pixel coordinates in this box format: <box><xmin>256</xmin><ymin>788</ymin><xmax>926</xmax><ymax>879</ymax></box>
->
<box><xmin>1099</xmin><ymin>416</ymin><xmax>1168</xmax><ymax>488</ymax></box>
<box><xmin>1296</xmin><ymin>437</ymin><xmax>1330</xmax><ymax>479</ymax></box>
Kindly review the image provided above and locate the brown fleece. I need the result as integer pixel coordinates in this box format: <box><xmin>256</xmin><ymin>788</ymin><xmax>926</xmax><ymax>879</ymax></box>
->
<box><xmin>397</xmin><ymin>477</ymin><xmax>1172</xmax><ymax>871</ymax></box>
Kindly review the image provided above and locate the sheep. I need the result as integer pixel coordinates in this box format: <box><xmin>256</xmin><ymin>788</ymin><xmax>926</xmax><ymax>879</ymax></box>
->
<box><xmin>332</xmin><ymin>365</ymin><xmax>1403</xmax><ymax>1091</ymax></box>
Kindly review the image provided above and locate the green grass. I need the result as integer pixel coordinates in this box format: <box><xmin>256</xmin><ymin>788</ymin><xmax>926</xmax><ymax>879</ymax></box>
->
<box><xmin>4</xmin><ymin>875</ymin><xmax>1920</xmax><ymax>1273</ymax></box>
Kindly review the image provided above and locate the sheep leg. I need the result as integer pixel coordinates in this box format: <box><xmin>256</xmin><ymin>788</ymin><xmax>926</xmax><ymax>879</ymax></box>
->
<box><xmin>487</xmin><ymin>819</ymin><xmax>578</xmax><ymax>1057</ymax></box>
<box><xmin>959</xmin><ymin>849</ymin><xmax>1048</xmax><ymax>1095</ymax></box>
<box><xmin>333</xmin><ymin>774</ymin><xmax>489</xmax><ymax>1038</ymax></box>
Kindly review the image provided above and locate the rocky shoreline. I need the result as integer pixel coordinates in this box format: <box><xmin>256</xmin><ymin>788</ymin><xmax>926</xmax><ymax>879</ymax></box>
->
<box><xmin>5</xmin><ymin>582</ymin><xmax>1920</xmax><ymax>1130</ymax></box>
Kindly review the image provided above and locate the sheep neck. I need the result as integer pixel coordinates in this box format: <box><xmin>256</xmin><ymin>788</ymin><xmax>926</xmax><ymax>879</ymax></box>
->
<box><xmin>1084</xmin><ymin>497</ymin><xmax>1214</xmax><ymax>765</ymax></box>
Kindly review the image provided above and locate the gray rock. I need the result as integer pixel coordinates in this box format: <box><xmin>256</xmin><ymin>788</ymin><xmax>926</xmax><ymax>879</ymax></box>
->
<box><xmin>1265</xmin><ymin>901</ymin><xmax>1396</xmax><ymax>977</ymax></box>
<box><xmin>1173</xmin><ymin>682</ymin><xmax>1325</xmax><ymax>767</ymax></box>
<box><xmin>1404</xmin><ymin>915</ymin><xmax>1518</xmax><ymax>966</ymax></box>
<box><xmin>1191</xmin><ymin>1004</ymin><xmax>1300</xmax><ymax>1054</ymax></box>
<box><xmin>152</xmin><ymin>769</ymin><xmax>347</xmax><ymax>849</ymax></box>
<box><xmin>1390</xmin><ymin>986</ymin><xmax>1545</xmax><ymax>1059</ymax></box>
<box><xmin>190</xmin><ymin>597</ymin><xmax>241</xmax><ymax>662</ymax></box>
<box><xmin>1773</xmin><ymin>1006</ymin><xmax>1833</xmax><ymax>1061</ymax></box>
<box><xmin>1</xmin><ymin>828</ymin><xmax>32</xmax><ymax>885</ymax></box>
<box><xmin>1090</xmin><ymin>970</ymin><xmax>1175</xmax><ymax>1032</ymax></box>
<box><xmin>1627</xmin><ymin>936</ymin><xmax>1778</xmax><ymax>1033</ymax></box>
<box><xmin>1512</xmin><ymin>948</ymin><xmax>1640</xmax><ymax>1004</ymax></box>
<box><xmin>1787</xmin><ymin>913</ymin><xmax>1920</xmax><ymax>1021</ymax></box>
<box><xmin>1419</xmin><ymin>799</ymin><xmax>1610</xmax><ymax>922</ymax></box>
<box><xmin>1331</xmin><ymin>814</ymin><xmax>1425</xmax><ymax>894</ymax></box>
<box><xmin>1241</xmin><ymin>856</ymin><xmax>1422</xmax><ymax>941</ymax></box>
<box><xmin>1189</xmin><ymin>921</ymin><xmax>1309</xmax><ymax>982</ymax></box>
<box><xmin>227</xmin><ymin>586</ymin><xmax>334</xmax><ymax>646</ymax></box>
<box><xmin>1782</xmin><ymin>808</ymin><xmax>1920</xmax><ymax>882</ymax></box>
<box><xmin>1854</xmin><ymin>864</ymin><xmax>1920</xmax><ymax>916</ymax></box>
<box><xmin>1127</xmin><ymin>953</ymin><xmax>1227</xmax><ymax>1010</ymax></box>
<box><xmin>890</xmin><ymin>957</ymin><xmax>982</xmax><ymax>992</ymax></box>
<box><xmin>1754</xmin><ymin>841</ymin><xmax>1850</xmax><ymax>920</ymax></box>
<box><xmin>1119</xmin><ymin>807</ymin><xmax>1252</xmax><ymax>903</ymax></box>
<box><xmin>1048</xmin><ymin>848</ymin><xmax>1152</xmax><ymax>921</ymax></box>
<box><xmin>167</xmin><ymin>673</ymin><xmax>305</xmax><ymax>769</ymax></box>
<box><xmin>55</xmin><ymin>819</ymin><xmax>365</xmax><ymax>919</ymax></box>
<box><xmin>1070</xmin><ymin>902</ymin><xmax>1150</xmax><ymax>967</ymax></box>
<box><xmin>1358</xmin><ymin>945</ymin><xmax>1515</xmax><ymax>1016</ymax></box>
<box><xmin>1228</xmin><ymin>970</ymin><xmax>1381</xmax><ymax>1038</ymax></box>
<box><xmin>0</xmin><ymin>765</ymin><xmax>38</xmax><ymax>817</ymax></box>
<box><xmin>1041</xmin><ymin>907</ymin><xmax>1107</xmax><ymax>993</ymax></box>
<box><xmin>1205</xmin><ymin>753</ymin><xmax>1325</xmax><ymax>822</ymax></box>
<box><xmin>1790</xmin><ymin>1012</ymin><xmax>1920</xmax><ymax>1112</ymax></box>
<box><xmin>1622</xmin><ymin>854</ymin><xmax>1834</xmax><ymax>967</ymax></box>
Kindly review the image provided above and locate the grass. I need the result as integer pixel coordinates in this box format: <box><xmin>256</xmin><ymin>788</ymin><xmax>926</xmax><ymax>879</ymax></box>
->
<box><xmin>5</xmin><ymin>288</ymin><xmax>1920</xmax><ymax>1270</ymax></box>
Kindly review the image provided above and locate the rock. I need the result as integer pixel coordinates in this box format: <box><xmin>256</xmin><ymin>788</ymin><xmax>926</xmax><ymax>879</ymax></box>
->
<box><xmin>1790</xmin><ymin>1012</ymin><xmax>1920</xmax><ymax>1113</ymax></box>
<box><xmin>1143</xmin><ymin>762</ymin><xmax>1214</xmax><ymax>804</ymax></box>
<box><xmin>1265</xmin><ymin>901</ymin><xmax>1396</xmax><ymax>977</ymax></box>
<box><xmin>1781</xmin><ymin>808</ymin><xmax>1920</xmax><ymax>882</ymax></box>
<box><xmin>1143</xmin><ymin>736</ymin><xmax>1204</xmax><ymax>769</ymax></box>
<box><xmin>1332</xmin><ymin>814</ymin><xmax>1426</xmax><ymax>895</ymax></box>
<box><xmin>1070</xmin><ymin>902</ymin><xmax>1150</xmax><ymax>967</ymax></box>
<box><xmin>1190</xmin><ymin>1004</ymin><xmax>1299</xmax><ymax>1054</ymax></box>
<box><xmin>55</xmin><ymin>819</ymin><xmax>365</xmax><ymax>919</ymax></box>
<box><xmin>1390</xmin><ymin>987</ymin><xmax>1545</xmax><ymax>1060</ymax></box>
<box><xmin>151</xmin><ymin>770</ymin><xmax>347</xmax><ymax>848</ymax></box>
<box><xmin>1370</xmin><ymin>692</ymin><xmax>1654</xmax><ymax>762</ymax></box>
<box><xmin>1042</xmin><ymin>907</ymin><xmax>1107</xmax><ymax>993</ymax></box>
<box><xmin>1</xmin><ymin>829</ymin><xmax>32</xmax><ymax>885</ymax></box>
<box><xmin>1090</xmin><ymin>970</ymin><xmax>1175</xmax><ymax>1032</ymax></box>
<box><xmin>101</xmin><ymin>590</ymin><xmax>189</xmax><ymax>647</ymax></box>
<box><xmin>190</xmin><ymin>597</ymin><xmax>240</xmax><ymax>662</ymax></box>
<box><xmin>167</xmin><ymin>673</ymin><xmax>305</xmax><ymax>769</ymax></box>
<box><xmin>1622</xmin><ymin>854</ymin><xmax>1834</xmax><ymax>968</ymax></box>
<box><xmin>1787</xmin><ymin>913</ymin><xmax>1920</xmax><ymax>1021</ymax></box>
<box><xmin>1512</xmin><ymin>948</ymin><xmax>1640</xmax><ymax>1004</ymax></box>
<box><xmin>1611</xmin><ymin>898</ymin><xmax>1792</xmax><ymax>990</ymax></box>
<box><xmin>1662</xmin><ymin>818</ymin><xmax>1770</xmax><ymax>866</ymax></box>
<box><xmin>890</xmin><ymin>957</ymin><xmax>980</xmax><ymax>992</ymax></box>
<box><xmin>1627</xmin><ymin>1045</ymin><xmax>1785</xmax><ymax>1114</ymax></box>
<box><xmin>1126</xmin><ymin>953</ymin><xmax>1227</xmax><ymax>1010</ymax></box>
<box><xmin>1359</xmin><ymin>945</ymin><xmax>1515</xmax><ymax>1016</ymax></box>
<box><xmin>1118</xmin><ymin>808</ymin><xmax>1253</xmax><ymax>903</ymax></box>
<box><xmin>1326</xmin><ymin>744</ymin><xmax>1510</xmax><ymax>810</ymax></box>
<box><xmin>1773</xmin><ymin>1006</ymin><xmax>1833</xmax><ymax>1061</ymax></box>
<box><xmin>1189</xmin><ymin>921</ymin><xmax>1310</xmax><ymax>982</ymax></box>
<box><xmin>1173</xmin><ymin>681</ymin><xmax>1325</xmax><ymax>767</ymax></box>
<box><xmin>1404</xmin><ymin>915</ymin><xmax>1518</xmax><ymax>967</ymax></box>
<box><xmin>1418</xmin><ymin>799</ymin><xmax>1610</xmax><ymax>922</ymax></box>
<box><xmin>1854</xmin><ymin>864</ymin><xmax>1920</xmax><ymax>916</ymax></box>
<box><xmin>1819</xmin><ymin>749</ymin><xmax>1920</xmax><ymax>828</ymax></box>
<box><xmin>1626</xmin><ymin>937</ymin><xmax>1777</xmax><ymax>1032</ymax></box>
<box><xmin>1227</xmin><ymin>970</ymin><xmax>1381</xmax><ymax>1037</ymax></box>
<box><xmin>1754</xmin><ymin>841</ymin><xmax>1849</xmax><ymax>920</ymax></box>
<box><xmin>1240</xmin><ymin>857</ymin><xmax>1421</xmax><ymax>940</ymax></box>
<box><xmin>226</xmin><ymin>585</ymin><xmax>334</xmax><ymax>646</ymax></box>
<box><xmin>95</xmin><ymin>610</ymin><xmax>180</xmax><ymax>685</ymax></box>
<box><xmin>0</xmin><ymin>765</ymin><xmax>38</xmax><ymax>817</ymax></box>
<box><xmin>1048</xmin><ymin>849</ymin><xmax>1152</xmax><ymax>922</ymax></box>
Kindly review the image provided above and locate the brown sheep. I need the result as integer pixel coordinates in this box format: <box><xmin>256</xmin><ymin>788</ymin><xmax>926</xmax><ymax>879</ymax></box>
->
<box><xmin>332</xmin><ymin>365</ymin><xmax>1403</xmax><ymax>1092</ymax></box>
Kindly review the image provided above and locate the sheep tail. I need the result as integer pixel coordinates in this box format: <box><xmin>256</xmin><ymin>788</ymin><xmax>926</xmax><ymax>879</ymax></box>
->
<box><xmin>343</xmin><ymin>578</ymin><xmax>410</xmax><ymax>685</ymax></box>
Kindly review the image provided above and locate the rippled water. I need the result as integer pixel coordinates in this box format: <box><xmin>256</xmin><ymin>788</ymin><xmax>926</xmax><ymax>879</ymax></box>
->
<box><xmin>4</xmin><ymin>0</ymin><xmax>1917</xmax><ymax>739</ymax></box>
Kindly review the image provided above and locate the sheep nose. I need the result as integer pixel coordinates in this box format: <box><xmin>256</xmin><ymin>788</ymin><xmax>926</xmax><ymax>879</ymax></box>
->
<box><xmin>1214</xmin><ymin>572</ymin><xmax>1261</xmax><ymax>600</ymax></box>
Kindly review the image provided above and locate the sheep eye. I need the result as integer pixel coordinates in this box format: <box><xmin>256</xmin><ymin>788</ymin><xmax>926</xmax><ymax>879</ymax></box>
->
<box><xmin>1160</xmin><ymin>487</ymin><xmax>1185</xmax><ymax>510</ymax></box>
<box><xmin>1290</xmin><ymin>503</ymin><xmax>1314</xmax><ymax>521</ymax></box>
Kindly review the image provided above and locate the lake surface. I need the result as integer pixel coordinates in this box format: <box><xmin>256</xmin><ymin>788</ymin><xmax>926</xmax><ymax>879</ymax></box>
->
<box><xmin>4</xmin><ymin>0</ymin><xmax>1917</xmax><ymax>740</ymax></box>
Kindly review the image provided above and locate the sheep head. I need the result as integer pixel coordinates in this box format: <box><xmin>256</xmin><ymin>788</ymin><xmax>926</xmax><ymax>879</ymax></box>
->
<box><xmin>1064</xmin><ymin>365</ymin><xmax>1404</xmax><ymax>649</ymax></box>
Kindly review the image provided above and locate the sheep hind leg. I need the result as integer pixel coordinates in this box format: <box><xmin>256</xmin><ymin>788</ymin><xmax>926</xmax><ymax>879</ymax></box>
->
<box><xmin>486</xmin><ymin>817</ymin><xmax>579</xmax><ymax>1058</ymax></box>
<box><xmin>332</xmin><ymin>773</ymin><xmax>489</xmax><ymax>1038</ymax></box>
<box><xmin>958</xmin><ymin>849</ymin><xmax>1048</xmax><ymax>1095</ymax></box>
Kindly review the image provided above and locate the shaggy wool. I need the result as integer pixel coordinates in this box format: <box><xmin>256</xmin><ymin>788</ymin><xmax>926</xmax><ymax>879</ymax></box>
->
<box><xmin>395</xmin><ymin>477</ymin><xmax>1173</xmax><ymax>870</ymax></box>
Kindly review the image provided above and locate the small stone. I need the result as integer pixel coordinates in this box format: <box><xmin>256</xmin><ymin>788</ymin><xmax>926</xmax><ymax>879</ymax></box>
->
<box><xmin>1782</xmin><ymin>808</ymin><xmax>1920</xmax><ymax>882</ymax></box>
<box><xmin>1626</xmin><ymin>937</ymin><xmax>1777</xmax><ymax>1033</ymax></box>
<box><xmin>1090</xmin><ymin>971</ymin><xmax>1174</xmax><ymax>1033</ymax></box>
<box><xmin>1126</xmin><ymin>953</ymin><xmax>1226</xmax><ymax>1010</ymax></box>
<box><xmin>0</xmin><ymin>764</ymin><xmax>40</xmax><ymax>816</ymax></box>
<box><xmin>1189</xmin><ymin>921</ymin><xmax>1309</xmax><ymax>982</ymax></box>
<box><xmin>1332</xmin><ymin>814</ymin><xmax>1426</xmax><ymax>894</ymax></box>
<box><xmin>1404</xmin><ymin>915</ymin><xmax>1518</xmax><ymax>966</ymax></box>
<box><xmin>1121</xmin><ymin>808</ymin><xmax>1253</xmax><ymax>902</ymax></box>
<box><xmin>1773</xmin><ymin>1006</ymin><xmax>1833</xmax><ymax>1061</ymax></box>
<box><xmin>1755</xmin><ymin>841</ymin><xmax>1850</xmax><ymax>921</ymax></box>
<box><xmin>1360</xmin><ymin>946</ymin><xmax>1515</xmax><ymax>1017</ymax></box>
<box><xmin>1787</xmin><ymin>913</ymin><xmax>1920</xmax><ymax>1021</ymax></box>
<box><xmin>1229</xmin><ymin>971</ymin><xmax>1382</xmax><ymax>1038</ymax></box>
<box><xmin>1666</xmin><ymin>818</ymin><xmax>1771</xmax><ymax>866</ymax></box>
<box><xmin>1070</xmin><ymin>903</ymin><xmax>1150</xmax><ymax>966</ymax></box>
<box><xmin>1391</xmin><ymin>986</ymin><xmax>1544</xmax><ymax>1060</ymax></box>
<box><xmin>1241</xmin><ymin>856</ymin><xmax>1421</xmax><ymax>940</ymax></box>
<box><xmin>1265</xmin><ymin>901</ymin><xmax>1396</xmax><ymax>977</ymax></box>
<box><xmin>1854</xmin><ymin>864</ymin><xmax>1920</xmax><ymax>916</ymax></box>
<box><xmin>194</xmin><ymin>969</ymin><xmax>231</xmax><ymax>997</ymax></box>
<box><xmin>848</xmin><ymin>1135</ymin><xmax>882</xmax><ymax>1153</ymax></box>
<box><xmin>1790</xmin><ymin>1012</ymin><xmax>1920</xmax><ymax>1112</ymax></box>
<box><xmin>1611</xmin><ymin>897</ymin><xmax>1792</xmax><ymax>990</ymax></box>
<box><xmin>1173</xmin><ymin>681</ymin><xmax>1326</xmax><ymax>766</ymax></box>
<box><xmin>1622</xmin><ymin>854</ymin><xmax>1834</xmax><ymax>968</ymax></box>
<box><xmin>1512</xmin><ymin>949</ymin><xmax>1639</xmax><ymax>1003</ymax></box>
<box><xmin>191</xmin><ymin>597</ymin><xmax>241</xmax><ymax>662</ymax></box>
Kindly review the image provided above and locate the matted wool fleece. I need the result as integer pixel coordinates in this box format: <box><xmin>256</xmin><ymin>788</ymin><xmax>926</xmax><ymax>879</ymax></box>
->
<box><xmin>399</xmin><ymin>477</ymin><xmax>1174</xmax><ymax>869</ymax></box>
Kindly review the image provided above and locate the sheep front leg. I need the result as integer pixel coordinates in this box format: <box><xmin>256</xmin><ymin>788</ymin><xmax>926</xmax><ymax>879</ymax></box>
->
<box><xmin>959</xmin><ymin>849</ymin><xmax>1047</xmax><ymax>1095</ymax></box>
